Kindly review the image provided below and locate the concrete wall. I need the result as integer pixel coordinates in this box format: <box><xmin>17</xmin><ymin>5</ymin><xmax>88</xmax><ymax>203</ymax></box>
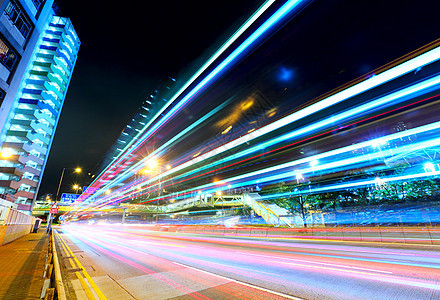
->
<box><xmin>0</xmin><ymin>224</ymin><xmax>32</xmax><ymax>245</ymax></box>
<box><xmin>146</xmin><ymin>224</ymin><xmax>440</xmax><ymax>246</ymax></box>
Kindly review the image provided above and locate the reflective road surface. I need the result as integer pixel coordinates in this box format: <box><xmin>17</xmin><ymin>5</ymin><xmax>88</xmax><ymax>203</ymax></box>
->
<box><xmin>56</xmin><ymin>224</ymin><xmax>440</xmax><ymax>300</ymax></box>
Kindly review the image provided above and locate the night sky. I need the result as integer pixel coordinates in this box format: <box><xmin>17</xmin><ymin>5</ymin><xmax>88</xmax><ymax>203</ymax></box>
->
<box><xmin>37</xmin><ymin>0</ymin><xmax>262</xmax><ymax>197</ymax></box>
<box><xmin>37</xmin><ymin>0</ymin><xmax>440</xmax><ymax>198</ymax></box>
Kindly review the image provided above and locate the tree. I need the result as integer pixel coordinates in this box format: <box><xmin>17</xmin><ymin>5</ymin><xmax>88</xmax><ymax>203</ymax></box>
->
<box><xmin>270</xmin><ymin>182</ymin><xmax>321</xmax><ymax>227</ymax></box>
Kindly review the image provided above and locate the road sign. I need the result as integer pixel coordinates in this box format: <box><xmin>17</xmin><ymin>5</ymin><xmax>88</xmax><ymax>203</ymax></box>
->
<box><xmin>83</xmin><ymin>186</ymin><xmax>97</xmax><ymax>194</ymax></box>
<box><xmin>50</xmin><ymin>202</ymin><xmax>59</xmax><ymax>214</ymax></box>
<box><xmin>61</xmin><ymin>193</ymin><xmax>80</xmax><ymax>204</ymax></box>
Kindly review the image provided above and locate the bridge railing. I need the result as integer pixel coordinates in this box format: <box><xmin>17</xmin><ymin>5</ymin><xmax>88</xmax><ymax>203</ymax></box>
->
<box><xmin>128</xmin><ymin>193</ymin><xmax>294</xmax><ymax>227</ymax></box>
<box><xmin>242</xmin><ymin>193</ymin><xmax>293</xmax><ymax>227</ymax></box>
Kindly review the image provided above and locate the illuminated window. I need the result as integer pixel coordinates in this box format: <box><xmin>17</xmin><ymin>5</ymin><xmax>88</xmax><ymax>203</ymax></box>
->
<box><xmin>0</xmin><ymin>88</ymin><xmax>5</xmax><ymax>105</ymax></box>
<box><xmin>31</xmin><ymin>0</ymin><xmax>44</xmax><ymax>11</ymax></box>
<box><xmin>0</xmin><ymin>37</ymin><xmax>18</xmax><ymax>70</ymax></box>
<box><xmin>4</xmin><ymin>0</ymin><xmax>33</xmax><ymax>38</ymax></box>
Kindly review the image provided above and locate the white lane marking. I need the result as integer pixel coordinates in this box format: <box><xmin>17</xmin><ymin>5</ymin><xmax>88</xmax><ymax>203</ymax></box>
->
<box><xmin>236</xmin><ymin>252</ymin><xmax>393</xmax><ymax>274</ymax></box>
<box><xmin>203</xmin><ymin>260</ymin><xmax>281</xmax><ymax>276</ymax></box>
<box><xmin>172</xmin><ymin>261</ymin><xmax>303</xmax><ymax>300</ymax></box>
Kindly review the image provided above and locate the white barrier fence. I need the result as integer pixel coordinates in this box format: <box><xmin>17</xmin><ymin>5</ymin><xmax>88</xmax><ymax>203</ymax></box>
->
<box><xmin>0</xmin><ymin>199</ymin><xmax>35</xmax><ymax>225</ymax></box>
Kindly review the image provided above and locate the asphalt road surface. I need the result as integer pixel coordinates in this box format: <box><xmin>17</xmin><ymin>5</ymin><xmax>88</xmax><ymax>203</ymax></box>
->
<box><xmin>57</xmin><ymin>224</ymin><xmax>440</xmax><ymax>300</ymax></box>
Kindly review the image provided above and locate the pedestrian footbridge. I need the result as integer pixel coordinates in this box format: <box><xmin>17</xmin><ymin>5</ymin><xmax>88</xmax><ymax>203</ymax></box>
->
<box><xmin>127</xmin><ymin>193</ymin><xmax>295</xmax><ymax>227</ymax></box>
<box><xmin>33</xmin><ymin>193</ymin><xmax>295</xmax><ymax>227</ymax></box>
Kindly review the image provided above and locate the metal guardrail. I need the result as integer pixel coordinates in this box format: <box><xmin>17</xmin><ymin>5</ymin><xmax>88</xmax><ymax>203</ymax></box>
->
<box><xmin>41</xmin><ymin>229</ymin><xmax>66</xmax><ymax>300</ymax></box>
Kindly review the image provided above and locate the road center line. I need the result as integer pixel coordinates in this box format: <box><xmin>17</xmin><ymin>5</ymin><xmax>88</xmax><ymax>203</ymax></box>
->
<box><xmin>172</xmin><ymin>261</ymin><xmax>303</xmax><ymax>300</ymax></box>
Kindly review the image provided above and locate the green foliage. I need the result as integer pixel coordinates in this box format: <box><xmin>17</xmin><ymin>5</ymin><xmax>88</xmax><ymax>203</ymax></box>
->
<box><xmin>263</xmin><ymin>165</ymin><xmax>440</xmax><ymax>219</ymax></box>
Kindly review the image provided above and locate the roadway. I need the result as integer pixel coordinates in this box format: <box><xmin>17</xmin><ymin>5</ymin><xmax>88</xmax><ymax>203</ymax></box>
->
<box><xmin>56</xmin><ymin>224</ymin><xmax>440</xmax><ymax>299</ymax></box>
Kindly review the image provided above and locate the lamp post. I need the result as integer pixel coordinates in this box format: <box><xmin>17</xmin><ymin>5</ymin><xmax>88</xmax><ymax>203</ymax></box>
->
<box><xmin>157</xmin><ymin>173</ymin><xmax>161</xmax><ymax>224</ymax></box>
<box><xmin>55</xmin><ymin>167</ymin><xmax>81</xmax><ymax>202</ymax></box>
<box><xmin>144</xmin><ymin>158</ymin><xmax>163</xmax><ymax>224</ymax></box>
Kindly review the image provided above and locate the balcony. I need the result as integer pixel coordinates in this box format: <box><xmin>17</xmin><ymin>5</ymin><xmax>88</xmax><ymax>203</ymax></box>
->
<box><xmin>34</xmin><ymin>110</ymin><xmax>55</xmax><ymax>126</ymax></box>
<box><xmin>0</xmin><ymin>165</ymin><xmax>41</xmax><ymax>177</ymax></box>
<box><xmin>18</xmin><ymin>98</ymin><xmax>59</xmax><ymax>118</ymax></box>
<box><xmin>30</xmin><ymin>120</ymin><xmax>52</xmax><ymax>137</ymax></box>
<box><xmin>21</xmin><ymin>166</ymin><xmax>40</xmax><ymax>176</ymax></box>
<box><xmin>3</xmin><ymin>142</ymin><xmax>47</xmax><ymax>157</ymax></box>
<box><xmin>0</xmin><ymin>178</ymin><xmax>37</xmax><ymax>190</ymax></box>
<box><xmin>14</xmin><ymin>190</ymin><xmax>34</xmax><ymax>200</ymax></box>
<box><xmin>43</xmin><ymin>81</ymin><xmax>63</xmax><ymax>100</ymax></box>
<box><xmin>18</xmin><ymin>154</ymin><xmax>44</xmax><ymax>167</ymax></box>
<box><xmin>6</xmin><ymin>130</ymin><xmax>50</xmax><ymax>146</ymax></box>
<box><xmin>16</xmin><ymin>203</ymin><xmax>31</xmax><ymax>211</ymax></box>
<box><xmin>0</xmin><ymin>167</ymin><xmax>24</xmax><ymax>177</ymax></box>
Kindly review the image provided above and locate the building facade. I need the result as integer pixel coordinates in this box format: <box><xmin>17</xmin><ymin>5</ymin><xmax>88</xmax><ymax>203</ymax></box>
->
<box><xmin>0</xmin><ymin>0</ymin><xmax>80</xmax><ymax>213</ymax></box>
<box><xmin>96</xmin><ymin>76</ymin><xmax>176</xmax><ymax>175</ymax></box>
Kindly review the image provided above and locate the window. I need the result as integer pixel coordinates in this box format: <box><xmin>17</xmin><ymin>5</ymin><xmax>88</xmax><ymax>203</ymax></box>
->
<box><xmin>31</xmin><ymin>0</ymin><xmax>44</xmax><ymax>11</ymax></box>
<box><xmin>0</xmin><ymin>37</ymin><xmax>18</xmax><ymax>70</ymax></box>
<box><xmin>4</xmin><ymin>0</ymin><xmax>33</xmax><ymax>38</ymax></box>
<box><xmin>0</xmin><ymin>87</ymin><xmax>5</xmax><ymax>109</ymax></box>
<box><xmin>26</xmin><ymin>161</ymin><xmax>37</xmax><ymax>168</ymax></box>
<box><xmin>0</xmin><ymin>88</ymin><xmax>5</xmax><ymax>104</ymax></box>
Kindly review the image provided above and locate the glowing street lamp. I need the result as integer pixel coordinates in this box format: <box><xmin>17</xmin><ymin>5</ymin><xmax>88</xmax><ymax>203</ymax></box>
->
<box><xmin>0</xmin><ymin>149</ymin><xmax>12</xmax><ymax>158</ymax></box>
<box><xmin>140</xmin><ymin>168</ymin><xmax>152</xmax><ymax>174</ymax></box>
<box><xmin>56</xmin><ymin>167</ymin><xmax>82</xmax><ymax>201</ymax></box>
<box><xmin>72</xmin><ymin>184</ymin><xmax>81</xmax><ymax>194</ymax></box>
<box><xmin>147</xmin><ymin>158</ymin><xmax>158</xmax><ymax>170</ymax></box>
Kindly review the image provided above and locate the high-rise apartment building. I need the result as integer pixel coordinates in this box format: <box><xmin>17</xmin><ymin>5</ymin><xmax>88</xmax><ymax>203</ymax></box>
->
<box><xmin>0</xmin><ymin>0</ymin><xmax>80</xmax><ymax>214</ymax></box>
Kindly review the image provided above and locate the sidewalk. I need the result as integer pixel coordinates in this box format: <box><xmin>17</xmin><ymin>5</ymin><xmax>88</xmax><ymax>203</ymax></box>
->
<box><xmin>0</xmin><ymin>226</ymin><xmax>48</xmax><ymax>299</ymax></box>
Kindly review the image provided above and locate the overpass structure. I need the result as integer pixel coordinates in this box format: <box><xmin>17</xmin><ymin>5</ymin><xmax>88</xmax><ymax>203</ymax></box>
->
<box><xmin>33</xmin><ymin>193</ymin><xmax>295</xmax><ymax>227</ymax></box>
<box><xmin>32</xmin><ymin>204</ymin><xmax>118</xmax><ymax>216</ymax></box>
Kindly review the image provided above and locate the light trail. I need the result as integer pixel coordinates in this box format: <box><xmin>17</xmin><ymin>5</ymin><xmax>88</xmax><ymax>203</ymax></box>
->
<box><xmin>79</xmin><ymin>100</ymin><xmax>230</xmax><ymax>202</ymax></box>
<box><xmin>132</xmin><ymin>121</ymin><xmax>440</xmax><ymax>204</ymax></box>
<box><xmin>61</xmin><ymin>224</ymin><xmax>440</xmax><ymax>299</ymax></box>
<box><xmin>65</xmin><ymin>0</ymin><xmax>440</xmax><ymax>227</ymax></box>
<box><xmin>63</xmin><ymin>225</ymin><xmax>297</xmax><ymax>299</ymax></box>
<box><xmin>82</xmin><ymin>55</ymin><xmax>440</xmax><ymax>209</ymax></box>
<box><xmin>80</xmin><ymin>0</ymin><xmax>309</xmax><ymax>201</ymax></box>
<box><xmin>72</xmin><ymin>72</ymin><xmax>440</xmax><ymax>213</ymax></box>
<box><xmin>70</xmin><ymin>113</ymin><xmax>440</xmax><ymax>215</ymax></box>
<box><xmin>128</xmin><ymin>76</ymin><xmax>440</xmax><ymax>195</ymax></box>
<box><xmin>100</xmin><ymin>0</ymin><xmax>279</xmax><ymax>168</ymax></box>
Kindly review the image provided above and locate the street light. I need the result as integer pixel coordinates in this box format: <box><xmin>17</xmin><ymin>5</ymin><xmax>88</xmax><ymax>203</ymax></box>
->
<box><xmin>145</xmin><ymin>158</ymin><xmax>163</xmax><ymax>224</ymax></box>
<box><xmin>72</xmin><ymin>184</ymin><xmax>81</xmax><ymax>194</ymax></box>
<box><xmin>147</xmin><ymin>159</ymin><xmax>158</xmax><ymax>170</ymax></box>
<box><xmin>0</xmin><ymin>149</ymin><xmax>12</xmax><ymax>158</ymax></box>
<box><xmin>55</xmin><ymin>167</ymin><xmax>82</xmax><ymax>202</ymax></box>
